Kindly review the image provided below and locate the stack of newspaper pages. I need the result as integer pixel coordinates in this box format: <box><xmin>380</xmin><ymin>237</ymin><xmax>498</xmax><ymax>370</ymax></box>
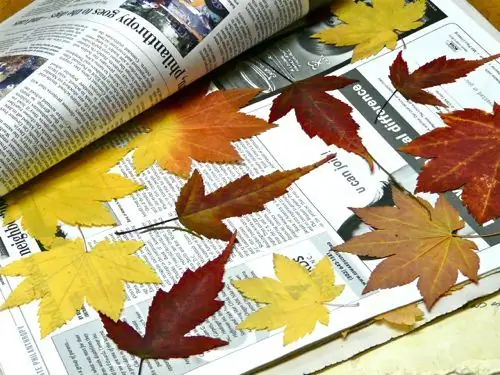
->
<box><xmin>0</xmin><ymin>0</ymin><xmax>499</xmax><ymax>374</ymax></box>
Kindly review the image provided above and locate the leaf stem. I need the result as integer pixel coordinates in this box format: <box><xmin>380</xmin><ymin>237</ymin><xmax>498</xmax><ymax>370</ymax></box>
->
<box><xmin>77</xmin><ymin>226</ymin><xmax>89</xmax><ymax>252</ymax></box>
<box><xmin>115</xmin><ymin>217</ymin><xmax>179</xmax><ymax>236</ymax></box>
<box><xmin>326</xmin><ymin>302</ymin><xmax>360</xmax><ymax>308</ymax></box>
<box><xmin>137</xmin><ymin>358</ymin><xmax>144</xmax><ymax>375</ymax></box>
<box><xmin>374</xmin><ymin>90</ymin><xmax>397</xmax><ymax>124</ymax></box>
<box><xmin>455</xmin><ymin>231</ymin><xmax>500</xmax><ymax>239</ymax></box>
<box><xmin>140</xmin><ymin>225</ymin><xmax>202</xmax><ymax>239</ymax></box>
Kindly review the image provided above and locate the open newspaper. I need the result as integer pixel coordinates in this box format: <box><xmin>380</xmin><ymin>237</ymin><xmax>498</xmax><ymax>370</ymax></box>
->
<box><xmin>0</xmin><ymin>0</ymin><xmax>499</xmax><ymax>374</ymax></box>
<box><xmin>0</xmin><ymin>0</ymin><xmax>330</xmax><ymax>195</ymax></box>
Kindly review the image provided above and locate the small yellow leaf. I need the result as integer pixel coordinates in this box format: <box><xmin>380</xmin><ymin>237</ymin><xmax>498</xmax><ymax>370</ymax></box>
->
<box><xmin>0</xmin><ymin>0</ymin><xmax>33</xmax><ymax>22</ymax></box>
<box><xmin>0</xmin><ymin>238</ymin><xmax>161</xmax><ymax>337</ymax></box>
<box><xmin>340</xmin><ymin>329</ymin><xmax>350</xmax><ymax>339</ymax></box>
<box><xmin>313</xmin><ymin>0</ymin><xmax>426</xmax><ymax>61</ymax></box>
<box><xmin>233</xmin><ymin>255</ymin><xmax>345</xmax><ymax>345</ymax></box>
<box><xmin>375</xmin><ymin>303</ymin><xmax>424</xmax><ymax>328</ymax></box>
<box><xmin>4</xmin><ymin>148</ymin><xmax>142</xmax><ymax>246</ymax></box>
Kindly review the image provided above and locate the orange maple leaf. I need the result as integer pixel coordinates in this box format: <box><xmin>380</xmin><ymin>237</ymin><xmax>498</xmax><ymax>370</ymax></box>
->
<box><xmin>375</xmin><ymin>303</ymin><xmax>424</xmax><ymax>328</ymax></box>
<box><xmin>401</xmin><ymin>105</ymin><xmax>500</xmax><ymax>224</ymax></box>
<box><xmin>129</xmin><ymin>86</ymin><xmax>274</xmax><ymax>177</ymax></box>
<box><xmin>336</xmin><ymin>186</ymin><xmax>479</xmax><ymax>308</ymax></box>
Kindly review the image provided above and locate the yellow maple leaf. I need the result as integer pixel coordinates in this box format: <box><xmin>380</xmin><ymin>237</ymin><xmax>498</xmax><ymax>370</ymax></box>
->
<box><xmin>129</xmin><ymin>87</ymin><xmax>274</xmax><ymax>177</ymax></box>
<box><xmin>469</xmin><ymin>0</ymin><xmax>500</xmax><ymax>29</ymax></box>
<box><xmin>374</xmin><ymin>303</ymin><xmax>424</xmax><ymax>328</ymax></box>
<box><xmin>233</xmin><ymin>255</ymin><xmax>345</xmax><ymax>345</ymax></box>
<box><xmin>313</xmin><ymin>0</ymin><xmax>427</xmax><ymax>61</ymax></box>
<box><xmin>4</xmin><ymin>148</ymin><xmax>142</xmax><ymax>246</ymax></box>
<box><xmin>0</xmin><ymin>238</ymin><xmax>161</xmax><ymax>337</ymax></box>
<box><xmin>0</xmin><ymin>0</ymin><xmax>33</xmax><ymax>23</ymax></box>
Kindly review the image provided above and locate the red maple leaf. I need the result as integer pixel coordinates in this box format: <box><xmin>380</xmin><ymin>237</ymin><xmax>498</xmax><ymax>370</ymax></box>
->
<box><xmin>100</xmin><ymin>234</ymin><xmax>236</xmax><ymax>364</ymax></box>
<box><xmin>401</xmin><ymin>105</ymin><xmax>500</xmax><ymax>224</ymax></box>
<box><xmin>268</xmin><ymin>76</ymin><xmax>373</xmax><ymax>168</ymax></box>
<box><xmin>390</xmin><ymin>51</ymin><xmax>500</xmax><ymax>106</ymax></box>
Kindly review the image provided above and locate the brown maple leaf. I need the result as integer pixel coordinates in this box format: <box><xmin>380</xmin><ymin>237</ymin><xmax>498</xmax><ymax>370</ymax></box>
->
<box><xmin>375</xmin><ymin>303</ymin><xmax>424</xmax><ymax>328</ymax></box>
<box><xmin>336</xmin><ymin>186</ymin><xmax>479</xmax><ymax>308</ymax></box>
<box><xmin>100</xmin><ymin>233</ymin><xmax>236</xmax><ymax>363</ymax></box>
<box><xmin>268</xmin><ymin>76</ymin><xmax>373</xmax><ymax>168</ymax></box>
<box><xmin>175</xmin><ymin>155</ymin><xmax>333</xmax><ymax>240</ymax></box>
<box><xmin>117</xmin><ymin>156</ymin><xmax>333</xmax><ymax>240</ymax></box>
<box><xmin>390</xmin><ymin>51</ymin><xmax>500</xmax><ymax>106</ymax></box>
<box><xmin>401</xmin><ymin>105</ymin><xmax>500</xmax><ymax>224</ymax></box>
<box><xmin>129</xmin><ymin>86</ymin><xmax>274</xmax><ymax>176</ymax></box>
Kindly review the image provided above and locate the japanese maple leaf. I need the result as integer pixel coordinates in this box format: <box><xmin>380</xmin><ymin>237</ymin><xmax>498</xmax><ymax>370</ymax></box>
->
<box><xmin>401</xmin><ymin>105</ymin><xmax>500</xmax><ymax>223</ymax></box>
<box><xmin>390</xmin><ymin>51</ymin><xmax>500</xmax><ymax>106</ymax></box>
<box><xmin>129</xmin><ymin>86</ymin><xmax>274</xmax><ymax>176</ymax></box>
<box><xmin>336</xmin><ymin>186</ymin><xmax>479</xmax><ymax>308</ymax></box>
<box><xmin>233</xmin><ymin>255</ymin><xmax>345</xmax><ymax>345</ymax></box>
<box><xmin>269</xmin><ymin>76</ymin><xmax>373</xmax><ymax>168</ymax></box>
<box><xmin>4</xmin><ymin>148</ymin><xmax>142</xmax><ymax>247</ymax></box>
<box><xmin>374</xmin><ymin>303</ymin><xmax>424</xmax><ymax>328</ymax></box>
<box><xmin>100</xmin><ymin>234</ymin><xmax>236</xmax><ymax>361</ymax></box>
<box><xmin>0</xmin><ymin>238</ymin><xmax>160</xmax><ymax>337</ymax></box>
<box><xmin>312</xmin><ymin>0</ymin><xmax>426</xmax><ymax>61</ymax></box>
<box><xmin>175</xmin><ymin>155</ymin><xmax>333</xmax><ymax>240</ymax></box>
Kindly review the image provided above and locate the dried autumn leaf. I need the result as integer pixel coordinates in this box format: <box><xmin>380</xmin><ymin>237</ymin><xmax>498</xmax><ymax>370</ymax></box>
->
<box><xmin>312</xmin><ymin>0</ymin><xmax>426</xmax><ymax>61</ymax></box>
<box><xmin>336</xmin><ymin>186</ymin><xmax>479</xmax><ymax>308</ymax></box>
<box><xmin>100</xmin><ymin>234</ymin><xmax>236</xmax><ymax>360</ymax></box>
<box><xmin>269</xmin><ymin>76</ymin><xmax>373</xmax><ymax>168</ymax></box>
<box><xmin>233</xmin><ymin>255</ymin><xmax>345</xmax><ymax>345</ymax></box>
<box><xmin>0</xmin><ymin>238</ymin><xmax>160</xmax><ymax>337</ymax></box>
<box><xmin>375</xmin><ymin>303</ymin><xmax>424</xmax><ymax>327</ymax></box>
<box><xmin>129</xmin><ymin>86</ymin><xmax>274</xmax><ymax>176</ymax></box>
<box><xmin>4</xmin><ymin>148</ymin><xmax>142</xmax><ymax>247</ymax></box>
<box><xmin>176</xmin><ymin>155</ymin><xmax>333</xmax><ymax>241</ymax></box>
<box><xmin>401</xmin><ymin>105</ymin><xmax>500</xmax><ymax>224</ymax></box>
<box><xmin>389</xmin><ymin>51</ymin><xmax>500</xmax><ymax>106</ymax></box>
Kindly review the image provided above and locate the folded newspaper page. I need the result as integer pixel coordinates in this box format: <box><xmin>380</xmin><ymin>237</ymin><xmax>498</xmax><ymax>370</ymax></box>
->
<box><xmin>0</xmin><ymin>0</ymin><xmax>331</xmax><ymax>195</ymax></box>
<box><xmin>0</xmin><ymin>1</ymin><xmax>499</xmax><ymax>374</ymax></box>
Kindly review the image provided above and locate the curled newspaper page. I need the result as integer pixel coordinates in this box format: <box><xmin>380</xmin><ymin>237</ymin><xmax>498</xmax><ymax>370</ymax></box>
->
<box><xmin>0</xmin><ymin>0</ymin><xmax>329</xmax><ymax>195</ymax></box>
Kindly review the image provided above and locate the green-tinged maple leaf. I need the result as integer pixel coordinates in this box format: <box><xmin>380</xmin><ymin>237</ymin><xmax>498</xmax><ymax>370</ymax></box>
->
<box><xmin>233</xmin><ymin>255</ymin><xmax>344</xmax><ymax>345</ymax></box>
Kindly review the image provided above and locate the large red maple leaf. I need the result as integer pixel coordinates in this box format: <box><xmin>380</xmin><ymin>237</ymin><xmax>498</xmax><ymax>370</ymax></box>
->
<box><xmin>100</xmin><ymin>234</ymin><xmax>236</xmax><ymax>361</ymax></box>
<box><xmin>269</xmin><ymin>76</ymin><xmax>373</xmax><ymax>168</ymax></box>
<box><xmin>401</xmin><ymin>105</ymin><xmax>500</xmax><ymax>224</ymax></box>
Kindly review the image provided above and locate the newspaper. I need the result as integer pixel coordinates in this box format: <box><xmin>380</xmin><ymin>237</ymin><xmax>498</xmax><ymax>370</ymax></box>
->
<box><xmin>0</xmin><ymin>0</ymin><xmax>499</xmax><ymax>375</ymax></box>
<box><xmin>0</xmin><ymin>0</ymin><xmax>330</xmax><ymax>195</ymax></box>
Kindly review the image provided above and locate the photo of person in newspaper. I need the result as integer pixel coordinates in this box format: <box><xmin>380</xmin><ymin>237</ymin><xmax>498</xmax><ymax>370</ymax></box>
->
<box><xmin>121</xmin><ymin>0</ymin><xmax>229</xmax><ymax>57</ymax></box>
<box><xmin>0</xmin><ymin>55</ymin><xmax>47</xmax><ymax>99</ymax></box>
